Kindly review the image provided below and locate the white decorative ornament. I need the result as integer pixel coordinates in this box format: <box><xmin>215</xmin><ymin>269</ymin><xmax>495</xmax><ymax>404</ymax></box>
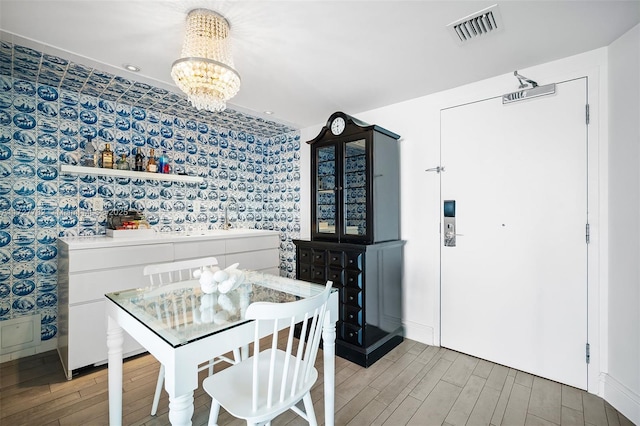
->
<box><xmin>198</xmin><ymin>263</ymin><xmax>244</xmax><ymax>294</ymax></box>
<box><xmin>200</xmin><ymin>309</ymin><xmax>214</xmax><ymax>324</ymax></box>
<box><xmin>199</xmin><ymin>293</ymin><xmax>217</xmax><ymax>324</ymax></box>
<box><xmin>213</xmin><ymin>269</ymin><xmax>229</xmax><ymax>282</ymax></box>
<box><xmin>217</xmin><ymin>294</ymin><xmax>234</xmax><ymax>311</ymax></box>
<box><xmin>200</xmin><ymin>293</ymin><xmax>217</xmax><ymax>309</ymax></box>
<box><xmin>219</xmin><ymin>274</ymin><xmax>239</xmax><ymax>293</ymax></box>
<box><xmin>199</xmin><ymin>270</ymin><xmax>218</xmax><ymax>294</ymax></box>
<box><xmin>213</xmin><ymin>310</ymin><xmax>229</xmax><ymax>325</ymax></box>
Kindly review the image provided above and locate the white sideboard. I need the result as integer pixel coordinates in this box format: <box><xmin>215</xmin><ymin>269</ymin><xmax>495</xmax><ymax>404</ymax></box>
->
<box><xmin>57</xmin><ymin>229</ymin><xmax>280</xmax><ymax>379</ymax></box>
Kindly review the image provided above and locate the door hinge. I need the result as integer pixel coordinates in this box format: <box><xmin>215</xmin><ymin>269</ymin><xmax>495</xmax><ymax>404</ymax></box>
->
<box><xmin>585</xmin><ymin>343</ymin><xmax>591</xmax><ymax>364</ymax></box>
<box><xmin>586</xmin><ymin>223</ymin><xmax>590</xmax><ymax>244</ymax></box>
<box><xmin>585</xmin><ymin>104</ymin><xmax>590</xmax><ymax>125</ymax></box>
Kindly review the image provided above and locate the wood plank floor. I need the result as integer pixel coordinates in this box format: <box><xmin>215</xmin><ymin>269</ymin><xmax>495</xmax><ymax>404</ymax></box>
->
<box><xmin>0</xmin><ymin>339</ymin><xmax>633</xmax><ymax>426</ymax></box>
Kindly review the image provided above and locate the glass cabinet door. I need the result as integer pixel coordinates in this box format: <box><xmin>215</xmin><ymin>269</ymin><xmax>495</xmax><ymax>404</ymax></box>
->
<box><xmin>343</xmin><ymin>139</ymin><xmax>367</xmax><ymax>237</ymax></box>
<box><xmin>315</xmin><ymin>145</ymin><xmax>337</xmax><ymax>236</ymax></box>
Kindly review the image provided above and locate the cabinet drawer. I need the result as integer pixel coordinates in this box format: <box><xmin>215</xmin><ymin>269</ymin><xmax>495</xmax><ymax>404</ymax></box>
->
<box><xmin>226</xmin><ymin>234</ymin><xmax>279</xmax><ymax>254</ymax></box>
<box><xmin>298</xmin><ymin>248</ymin><xmax>313</xmax><ymax>264</ymax></box>
<box><xmin>344</xmin><ymin>270</ymin><xmax>363</xmax><ymax>289</ymax></box>
<box><xmin>340</xmin><ymin>323</ymin><xmax>363</xmax><ymax>347</ymax></box>
<box><xmin>68</xmin><ymin>243</ymin><xmax>173</xmax><ymax>272</ymax></box>
<box><xmin>327</xmin><ymin>251</ymin><xmax>345</xmax><ymax>267</ymax></box>
<box><xmin>342</xmin><ymin>304</ymin><xmax>363</xmax><ymax>327</ymax></box>
<box><xmin>174</xmin><ymin>240</ymin><xmax>226</xmax><ymax>261</ymax></box>
<box><xmin>326</xmin><ymin>267</ymin><xmax>344</xmax><ymax>286</ymax></box>
<box><xmin>297</xmin><ymin>263</ymin><xmax>313</xmax><ymax>282</ymax></box>
<box><xmin>344</xmin><ymin>251</ymin><xmax>364</xmax><ymax>271</ymax></box>
<box><xmin>227</xmin><ymin>249</ymin><xmax>279</xmax><ymax>272</ymax></box>
<box><xmin>310</xmin><ymin>266</ymin><xmax>326</xmax><ymax>284</ymax></box>
<box><xmin>311</xmin><ymin>250</ymin><xmax>326</xmax><ymax>266</ymax></box>
<box><xmin>343</xmin><ymin>287</ymin><xmax>362</xmax><ymax>307</ymax></box>
<box><xmin>68</xmin><ymin>265</ymin><xmax>150</xmax><ymax>304</ymax></box>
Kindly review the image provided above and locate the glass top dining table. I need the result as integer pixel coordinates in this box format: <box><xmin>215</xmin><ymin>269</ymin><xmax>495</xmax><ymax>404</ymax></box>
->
<box><xmin>105</xmin><ymin>269</ymin><xmax>338</xmax><ymax>426</ymax></box>
<box><xmin>105</xmin><ymin>270</ymin><xmax>327</xmax><ymax>347</ymax></box>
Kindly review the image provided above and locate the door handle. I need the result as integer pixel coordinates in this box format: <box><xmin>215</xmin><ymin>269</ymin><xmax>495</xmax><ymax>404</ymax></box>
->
<box><xmin>444</xmin><ymin>222</ymin><xmax>456</xmax><ymax>247</ymax></box>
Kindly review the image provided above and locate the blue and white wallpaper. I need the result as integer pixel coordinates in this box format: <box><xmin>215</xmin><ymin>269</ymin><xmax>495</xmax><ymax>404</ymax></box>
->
<box><xmin>0</xmin><ymin>40</ymin><xmax>302</xmax><ymax>343</ymax></box>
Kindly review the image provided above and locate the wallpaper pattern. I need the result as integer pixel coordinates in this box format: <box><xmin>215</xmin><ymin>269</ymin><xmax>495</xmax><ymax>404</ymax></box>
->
<box><xmin>0</xmin><ymin>40</ymin><xmax>301</xmax><ymax>343</ymax></box>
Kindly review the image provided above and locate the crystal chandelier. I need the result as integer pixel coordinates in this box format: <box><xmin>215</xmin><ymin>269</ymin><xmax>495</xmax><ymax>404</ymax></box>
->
<box><xmin>171</xmin><ymin>9</ymin><xmax>241</xmax><ymax>112</ymax></box>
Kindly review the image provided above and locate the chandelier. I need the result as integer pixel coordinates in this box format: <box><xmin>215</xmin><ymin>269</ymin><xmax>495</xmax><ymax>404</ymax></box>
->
<box><xmin>171</xmin><ymin>9</ymin><xmax>241</xmax><ymax>112</ymax></box>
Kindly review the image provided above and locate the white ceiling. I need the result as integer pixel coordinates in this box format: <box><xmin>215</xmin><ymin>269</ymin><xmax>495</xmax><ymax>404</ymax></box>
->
<box><xmin>1</xmin><ymin>0</ymin><xmax>639</xmax><ymax>128</ymax></box>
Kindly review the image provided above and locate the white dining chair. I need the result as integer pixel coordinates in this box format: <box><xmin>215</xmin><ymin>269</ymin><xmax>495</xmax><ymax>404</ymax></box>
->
<box><xmin>143</xmin><ymin>256</ymin><xmax>241</xmax><ymax>416</ymax></box>
<box><xmin>202</xmin><ymin>280</ymin><xmax>333</xmax><ymax>426</ymax></box>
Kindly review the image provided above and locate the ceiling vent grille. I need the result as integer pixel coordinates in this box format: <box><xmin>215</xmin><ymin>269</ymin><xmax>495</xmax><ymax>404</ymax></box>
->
<box><xmin>447</xmin><ymin>4</ymin><xmax>503</xmax><ymax>44</ymax></box>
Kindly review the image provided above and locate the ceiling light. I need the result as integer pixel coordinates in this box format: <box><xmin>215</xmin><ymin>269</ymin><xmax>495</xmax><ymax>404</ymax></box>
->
<box><xmin>264</xmin><ymin>111</ymin><xmax>274</xmax><ymax>115</ymax></box>
<box><xmin>123</xmin><ymin>63</ymin><xmax>140</xmax><ymax>72</ymax></box>
<box><xmin>171</xmin><ymin>9</ymin><xmax>241</xmax><ymax>113</ymax></box>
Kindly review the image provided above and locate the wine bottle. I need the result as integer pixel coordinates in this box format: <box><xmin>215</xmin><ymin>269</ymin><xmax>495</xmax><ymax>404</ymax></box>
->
<box><xmin>134</xmin><ymin>148</ymin><xmax>144</xmax><ymax>171</ymax></box>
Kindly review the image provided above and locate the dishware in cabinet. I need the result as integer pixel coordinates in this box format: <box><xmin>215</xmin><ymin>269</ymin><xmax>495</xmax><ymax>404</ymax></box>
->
<box><xmin>309</xmin><ymin>111</ymin><xmax>401</xmax><ymax>244</ymax></box>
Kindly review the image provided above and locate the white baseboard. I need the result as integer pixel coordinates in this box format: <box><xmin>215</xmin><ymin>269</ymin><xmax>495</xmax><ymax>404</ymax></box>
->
<box><xmin>403</xmin><ymin>321</ymin><xmax>435</xmax><ymax>345</ymax></box>
<box><xmin>602</xmin><ymin>373</ymin><xmax>640</xmax><ymax>425</ymax></box>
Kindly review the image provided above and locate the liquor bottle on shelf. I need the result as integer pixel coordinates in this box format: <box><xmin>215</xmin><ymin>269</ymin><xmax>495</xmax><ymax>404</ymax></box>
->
<box><xmin>134</xmin><ymin>148</ymin><xmax>144</xmax><ymax>171</ymax></box>
<box><xmin>158</xmin><ymin>150</ymin><xmax>170</xmax><ymax>174</ymax></box>
<box><xmin>101</xmin><ymin>143</ymin><xmax>114</xmax><ymax>169</ymax></box>
<box><xmin>82</xmin><ymin>135</ymin><xmax>97</xmax><ymax>167</ymax></box>
<box><xmin>116</xmin><ymin>154</ymin><xmax>130</xmax><ymax>170</ymax></box>
<box><xmin>146</xmin><ymin>148</ymin><xmax>158</xmax><ymax>173</ymax></box>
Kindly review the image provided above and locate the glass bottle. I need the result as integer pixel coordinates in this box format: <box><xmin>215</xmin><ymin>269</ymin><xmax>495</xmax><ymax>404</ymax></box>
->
<box><xmin>82</xmin><ymin>136</ymin><xmax>97</xmax><ymax>167</ymax></box>
<box><xmin>116</xmin><ymin>154</ymin><xmax>130</xmax><ymax>170</ymax></box>
<box><xmin>101</xmin><ymin>143</ymin><xmax>114</xmax><ymax>169</ymax></box>
<box><xmin>134</xmin><ymin>148</ymin><xmax>144</xmax><ymax>171</ymax></box>
<box><xmin>158</xmin><ymin>150</ymin><xmax>170</xmax><ymax>174</ymax></box>
<box><xmin>147</xmin><ymin>148</ymin><xmax>158</xmax><ymax>173</ymax></box>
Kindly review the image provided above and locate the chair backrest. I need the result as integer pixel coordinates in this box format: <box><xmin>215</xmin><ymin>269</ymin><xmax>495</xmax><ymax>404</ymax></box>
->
<box><xmin>143</xmin><ymin>256</ymin><xmax>218</xmax><ymax>286</ymax></box>
<box><xmin>246</xmin><ymin>280</ymin><xmax>333</xmax><ymax>413</ymax></box>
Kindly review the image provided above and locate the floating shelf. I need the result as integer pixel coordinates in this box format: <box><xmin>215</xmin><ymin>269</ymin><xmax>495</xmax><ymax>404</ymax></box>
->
<box><xmin>60</xmin><ymin>165</ymin><xmax>204</xmax><ymax>183</ymax></box>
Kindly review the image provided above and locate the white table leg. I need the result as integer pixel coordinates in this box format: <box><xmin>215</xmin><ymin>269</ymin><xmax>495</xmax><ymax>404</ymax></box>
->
<box><xmin>322</xmin><ymin>316</ymin><xmax>336</xmax><ymax>426</ymax></box>
<box><xmin>168</xmin><ymin>392</ymin><xmax>194</xmax><ymax>426</ymax></box>
<box><xmin>107</xmin><ymin>316</ymin><xmax>124</xmax><ymax>426</ymax></box>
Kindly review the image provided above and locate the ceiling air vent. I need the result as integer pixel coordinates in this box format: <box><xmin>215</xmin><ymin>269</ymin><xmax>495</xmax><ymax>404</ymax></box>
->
<box><xmin>447</xmin><ymin>4</ymin><xmax>503</xmax><ymax>44</ymax></box>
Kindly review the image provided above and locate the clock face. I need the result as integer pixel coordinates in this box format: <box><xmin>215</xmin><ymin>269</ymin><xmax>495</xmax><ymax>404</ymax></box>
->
<box><xmin>331</xmin><ymin>117</ymin><xmax>346</xmax><ymax>135</ymax></box>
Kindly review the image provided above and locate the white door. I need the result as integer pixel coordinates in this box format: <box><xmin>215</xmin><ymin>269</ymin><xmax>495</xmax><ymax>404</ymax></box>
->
<box><xmin>440</xmin><ymin>78</ymin><xmax>588</xmax><ymax>389</ymax></box>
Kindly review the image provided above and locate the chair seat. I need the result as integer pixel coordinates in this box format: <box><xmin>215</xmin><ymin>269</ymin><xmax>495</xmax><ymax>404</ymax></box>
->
<box><xmin>203</xmin><ymin>280</ymin><xmax>332</xmax><ymax>426</ymax></box>
<box><xmin>203</xmin><ymin>348</ymin><xmax>318</xmax><ymax>423</ymax></box>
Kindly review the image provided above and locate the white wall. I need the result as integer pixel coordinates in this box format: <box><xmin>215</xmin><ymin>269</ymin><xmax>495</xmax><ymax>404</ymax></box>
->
<box><xmin>300</xmin><ymin>47</ymin><xmax>611</xmax><ymax>392</ymax></box>
<box><xmin>606</xmin><ymin>23</ymin><xmax>640</xmax><ymax>425</ymax></box>
<box><xmin>299</xmin><ymin>25</ymin><xmax>640</xmax><ymax>421</ymax></box>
